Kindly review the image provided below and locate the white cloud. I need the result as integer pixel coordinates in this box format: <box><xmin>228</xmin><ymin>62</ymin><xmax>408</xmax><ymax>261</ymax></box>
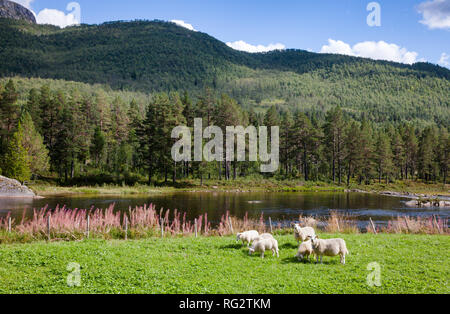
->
<box><xmin>36</xmin><ymin>9</ymin><xmax>79</xmax><ymax>28</ymax></box>
<box><xmin>418</xmin><ymin>0</ymin><xmax>450</xmax><ymax>29</ymax></box>
<box><xmin>438</xmin><ymin>52</ymin><xmax>450</xmax><ymax>67</ymax></box>
<box><xmin>320</xmin><ymin>39</ymin><xmax>421</xmax><ymax>65</ymax></box>
<box><xmin>226</xmin><ymin>40</ymin><xmax>286</xmax><ymax>53</ymax></box>
<box><xmin>171</xmin><ymin>20</ymin><xmax>196</xmax><ymax>31</ymax></box>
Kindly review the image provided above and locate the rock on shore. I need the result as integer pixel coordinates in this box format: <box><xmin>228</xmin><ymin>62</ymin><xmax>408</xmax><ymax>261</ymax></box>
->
<box><xmin>0</xmin><ymin>175</ymin><xmax>36</xmax><ymax>198</ymax></box>
<box><xmin>405</xmin><ymin>199</ymin><xmax>450</xmax><ymax>208</ymax></box>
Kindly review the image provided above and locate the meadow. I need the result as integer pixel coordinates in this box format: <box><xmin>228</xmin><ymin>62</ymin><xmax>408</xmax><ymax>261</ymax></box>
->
<box><xmin>0</xmin><ymin>233</ymin><xmax>448</xmax><ymax>294</ymax></box>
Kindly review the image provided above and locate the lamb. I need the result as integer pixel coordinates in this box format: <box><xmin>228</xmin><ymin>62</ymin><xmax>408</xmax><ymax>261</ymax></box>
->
<box><xmin>309</xmin><ymin>235</ymin><xmax>349</xmax><ymax>265</ymax></box>
<box><xmin>295</xmin><ymin>240</ymin><xmax>315</xmax><ymax>262</ymax></box>
<box><xmin>236</xmin><ymin>230</ymin><xmax>259</xmax><ymax>247</ymax></box>
<box><xmin>293</xmin><ymin>224</ymin><xmax>316</xmax><ymax>244</ymax></box>
<box><xmin>248</xmin><ymin>238</ymin><xmax>279</xmax><ymax>259</ymax></box>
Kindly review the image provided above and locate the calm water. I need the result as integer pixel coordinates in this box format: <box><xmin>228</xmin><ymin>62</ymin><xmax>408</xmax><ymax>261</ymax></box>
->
<box><xmin>0</xmin><ymin>192</ymin><xmax>448</xmax><ymax>228</ymax></box>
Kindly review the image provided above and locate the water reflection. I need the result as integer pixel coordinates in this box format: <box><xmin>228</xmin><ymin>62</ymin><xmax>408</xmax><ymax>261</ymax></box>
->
<box><xmin>0</xmin><ymin>192</ymin><xmax>448</xmax><ymax>227</ymax></box>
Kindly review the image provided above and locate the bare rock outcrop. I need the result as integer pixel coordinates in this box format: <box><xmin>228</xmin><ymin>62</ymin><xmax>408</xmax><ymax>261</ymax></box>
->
<box><xmin>0</xmin><ymin>0</ymin><xmax>36</xmax><ymax>24</ymax></box>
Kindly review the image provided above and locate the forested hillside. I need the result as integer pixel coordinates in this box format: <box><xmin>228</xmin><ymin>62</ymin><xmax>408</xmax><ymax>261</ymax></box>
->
<box><xmin>0</xmin><ymin>77</ymin><xmax>448</xmax><ymax>187</ymax></box>
<box><xmin>0</xmin><ymin>18</ymin><xmax>449</xmax><ymax>127</ymax></box>
<box><xmin>0</xmin><ymin>18</ymin><xmax>449</xmax><ymax>186</ymax></box>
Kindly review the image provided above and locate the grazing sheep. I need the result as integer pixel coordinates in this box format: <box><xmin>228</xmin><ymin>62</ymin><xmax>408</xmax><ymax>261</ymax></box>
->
<box><xmin>295</xmin><ymin>240</ymin><xmax>315</xmax><ymax>262</ymax></box>
<box><xmin>254</xmin><ymin>233</ymin><xmax>275</xmax><ymax>242</ymax></box>
<box><xmin>309</xmin><ymin>235</ymin><xmax>349</xmax><ymax>265</ymax></box>
<box><xmin>248</xmin><ymin>238</ymin><xmax>279</xmax><ymax>259</ymax></box>
<box><xmin>294</xmin><ymin>224</ymin><xmax>316</xmax><ymax>244</ymax></box>
<box><xmin>236</xmin><ymin>230</ymin><xmax>259</xmax><ymax>247</ymax></box>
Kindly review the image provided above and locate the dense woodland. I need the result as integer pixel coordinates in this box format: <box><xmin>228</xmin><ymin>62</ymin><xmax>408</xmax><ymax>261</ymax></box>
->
<box><xmin>0</xmin><ymin>78</ymin><xmax>448</xmax><ymax>186</ymax></box>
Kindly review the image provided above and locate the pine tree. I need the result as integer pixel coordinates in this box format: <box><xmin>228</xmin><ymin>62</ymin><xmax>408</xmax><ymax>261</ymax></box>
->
<box><xmin>91</xmin><ymin>127</ymin><xmax>106</xmax><ymax>167</ymax></box>
<box><xmin>418</xmin><ymin>127</ymin><xmax>437</xmax><ymax>182</ymax></box>
<box><xmin>357</xmin><ymin>120</ymin><xmax>375</xmax><ymax>185</ymax></box>
<box><xmin>437</xmin><ymin>127</ymin><xmax>449</xmax><ymax>184</ymax></box>
<box><xmin>375</xmin><ymin>132</ymin><xmax>394</xmax><ymax>184</ymax></box>
<box><xmin>292</xmin><ymin>112</ymin><xmax>316</xmax><ymax>181</ymax></box>
<box><xmin>344</xmin><ymin>121</ymin><xmax>361</xmax><ymax>185</ymax></box>
<box><xmin>324</xmin><ymin>107</ymin><xmax>346</xmax><ymax>184</ymax></box>
<box><xmin>402</xmin><ymin>125</ymin><xmax>418</xmax><ymax>180</ymax></box>
<box><xmin>19</xmin><ymin>112</ymin><xmax>50</xmax><ymax>177</ymax></box>
<box><xmin>0</xmin><ymin>79</ymin><xmax>19</xmax><ymax>134</ymax></box>
<box><xmin>25</xmin><ymin>88</ymin><xmax>42</xmax><ymax>130</ymax></box>
<box><xmin>1</xmin><ymin>124</ymin><xmax>31</xmax><ymax>182</ymax></box>
<box><xmin>280</xmin><ymin>111</ymin><xmax>294</xmax><ymax>177</ymax></box>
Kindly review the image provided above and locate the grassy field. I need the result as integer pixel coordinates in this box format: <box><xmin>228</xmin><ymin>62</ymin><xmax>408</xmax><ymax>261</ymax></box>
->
<box><xmin>29</xmin><ymin>179</ymin><xmax>449</xmax><ymax>197</ymax></box>
<box><xmin>0</xmin><ymin>233</ymin><xmax>448</xmax><ymax>294</ymax></box>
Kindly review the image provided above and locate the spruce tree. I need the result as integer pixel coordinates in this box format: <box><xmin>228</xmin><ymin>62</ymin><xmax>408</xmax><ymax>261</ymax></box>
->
<box><xmin>2</xmin><ymin>124</ymin><xmax>31</xmax><ymax>182</ymax></box>
<box><xmin>19</xmin><ymin>112</ymin><xmax>50</xmax><ymax>177</ymax></box>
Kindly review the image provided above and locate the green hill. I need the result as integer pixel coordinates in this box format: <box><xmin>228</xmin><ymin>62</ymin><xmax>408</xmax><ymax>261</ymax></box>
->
<box><xmin>0</xmin><ymin>18</ymin><xmax>449</xmax><ymax>126</ymax></box>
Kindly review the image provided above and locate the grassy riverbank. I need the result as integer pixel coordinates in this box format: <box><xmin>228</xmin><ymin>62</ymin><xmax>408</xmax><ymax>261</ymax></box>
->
<box><xmin>0</xmin><ymin>233</ymin><xmax>448</xmax><ymax>294</ymax></box>
<box><xmin>29</xmin><ymin>179</ymin><xmax>449</xmax><ymax>197</ymax></box>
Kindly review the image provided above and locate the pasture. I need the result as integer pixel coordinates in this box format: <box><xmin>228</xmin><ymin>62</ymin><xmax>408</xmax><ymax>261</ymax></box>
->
<box><xmin>0</xmin><ymin>233</ymin><xmax>448</xmax><ymax>294</ymax></box>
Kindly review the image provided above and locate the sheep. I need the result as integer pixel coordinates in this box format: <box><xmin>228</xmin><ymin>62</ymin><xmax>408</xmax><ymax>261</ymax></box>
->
<box><xmin>295</xmin><ymin>240</ymin><xmax>315</xmax><ymax>262</ymax></box>
<box><xmin>248</xmin><ymin>238</ymin><xmax>279</xmax><ymax>259</ymax></box>
<box><xmin>293</xmin><ymin>224</ymin><xmax>316</xmax><ymax>244</ymax></box>
<box><xmin>236</xmin><ymin>230</ymin><xmax>259</xmax><ymax>247</ymax></box>
<box><xmin>309</xmin><ymin>235</ymin><xmax>349</xmax><ymax>265</ymax></box>
<box><xmin>253</xmin><ymin>233</ymin><xmax>274</xmax><ymax>242</ymax></box>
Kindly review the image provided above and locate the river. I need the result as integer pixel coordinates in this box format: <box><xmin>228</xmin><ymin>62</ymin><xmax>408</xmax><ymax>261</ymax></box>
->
<box><xmin>0</xmin><ymin>192</ymin><xmax>448</xmax><ymax>228</ymax></box>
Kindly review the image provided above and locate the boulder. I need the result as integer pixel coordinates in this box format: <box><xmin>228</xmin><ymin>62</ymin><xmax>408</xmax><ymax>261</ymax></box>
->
<box><xmin>0</xmin><ymin>175</ymin><xmax>35</xmax><ymax>198</ymax></box>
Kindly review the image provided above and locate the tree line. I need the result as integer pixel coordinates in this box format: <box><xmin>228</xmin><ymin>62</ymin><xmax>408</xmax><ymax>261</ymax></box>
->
<box><xmin>0</xmin><ymin>79</ymin><xmax>448</xmax><ymax>186</ymax></box>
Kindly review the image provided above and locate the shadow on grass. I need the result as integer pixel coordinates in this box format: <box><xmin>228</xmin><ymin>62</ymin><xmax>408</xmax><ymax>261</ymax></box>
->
<box><xmin>280</xmin><ymin>243</ymin><xmax>298</xmax><ymax>250</ymax></box>
<box><xmin>220</xmin><ymin>243</ymin><xmax>245</xmax><ymax>250</ymax></box>
<box><xmin>281</xmin><ymin>256</ymin><xmax>316</xmax><ymax>264</ymax></box>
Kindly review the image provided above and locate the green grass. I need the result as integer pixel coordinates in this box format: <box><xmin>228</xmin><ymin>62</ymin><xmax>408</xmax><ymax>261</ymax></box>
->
<box><xmin>0</xmin><ymin>234</ymin><xmax>448</xmax><ymax>294</ymax></box>
<box><xmin>30</xmin><ymin>179</ymin><xmax>448</xmax><ymax>197</ymax></box>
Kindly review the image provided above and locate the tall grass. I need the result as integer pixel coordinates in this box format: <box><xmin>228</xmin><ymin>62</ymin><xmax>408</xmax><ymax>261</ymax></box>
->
<box><xmin>0</xmin><ymin>204</ymin><xmax>448</xmax><ymax>243</ymax></box>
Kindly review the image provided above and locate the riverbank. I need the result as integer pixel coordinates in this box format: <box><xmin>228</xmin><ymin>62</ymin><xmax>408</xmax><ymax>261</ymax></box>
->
<box><xmin>29</xmin><ymin>179</ymin><xmax>449</xmax><ymax>198</ymax></box>
<box><xmin>0</xmin><ymin>233</ymin><xmax>448</xmax><ymax>294</ymax></box>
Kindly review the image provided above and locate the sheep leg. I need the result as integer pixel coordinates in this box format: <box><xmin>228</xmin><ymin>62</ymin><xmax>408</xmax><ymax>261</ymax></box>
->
<box><xmin>261</xmin><ymin>251</ymin><xmax>265</xmax><ymax>259</ymax></box>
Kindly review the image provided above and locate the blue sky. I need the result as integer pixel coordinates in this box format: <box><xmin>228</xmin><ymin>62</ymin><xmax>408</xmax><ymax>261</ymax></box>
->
<box><xmin>13</xmin><ymin>0</ymin><xmax>450</xmax><ymax>67</ymax></box>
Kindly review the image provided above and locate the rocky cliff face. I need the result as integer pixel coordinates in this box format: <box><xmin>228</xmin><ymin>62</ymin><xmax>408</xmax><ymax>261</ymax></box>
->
<box><xmin>0</xmin><ymin>175</ymin><xmax>36</xmax><ymax>198</ymax></box>
<box><xmin>0</xmin><ymin>0</ymin><xmax>36</xmax><ymax>24</ymax></box>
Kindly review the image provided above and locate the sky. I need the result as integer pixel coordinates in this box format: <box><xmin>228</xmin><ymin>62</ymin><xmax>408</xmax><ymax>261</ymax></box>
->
<box><xmin>11</xmin><ymin>0</ymin><xmax>450</xmax><ymax>68</ymax></box>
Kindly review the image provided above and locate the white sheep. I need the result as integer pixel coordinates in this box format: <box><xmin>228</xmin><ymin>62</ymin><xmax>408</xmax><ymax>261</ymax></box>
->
<box><xmin>253</xmin><ymin>233</ymin><xmax>274</xmax><ymax>242</ymax></box>
<box><xmin>248</xmin><ymin>238</ymin><xmax>279</xmax><ymax>259</ymax></box>
<box><xmin>236</xmin><ymin>230</ymin><xmax>259</xmax><ymax>247</ymax></box>
<box><xmin>294</xmin><ymin>224</ymin><xmax>316</xmax><ymax>244</ymax></box>
<box><xmin>309</xmin><ymin>235</ymin><xmax>349</xmax><ymax>265</ymax></box>
<box><xmin>295</xmin><ymin>240</ymin><xmax>315</xmax><ymax>262</ymax></box>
